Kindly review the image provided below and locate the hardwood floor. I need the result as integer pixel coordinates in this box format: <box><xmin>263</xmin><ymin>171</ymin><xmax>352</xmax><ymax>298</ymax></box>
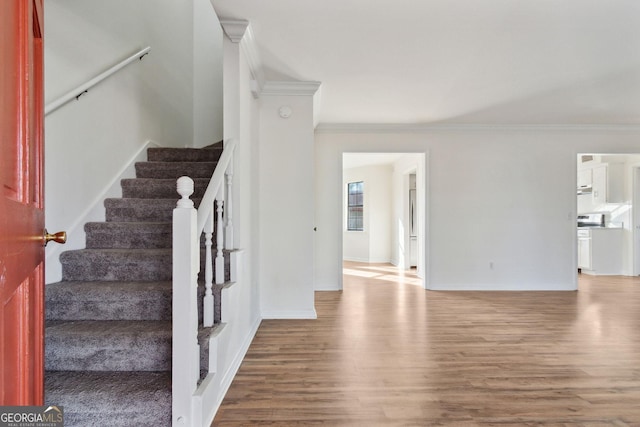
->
<box><xmin>213</xmin><ymin>262</ymin><xmax>640</xmax><ymax>426</ymax></box>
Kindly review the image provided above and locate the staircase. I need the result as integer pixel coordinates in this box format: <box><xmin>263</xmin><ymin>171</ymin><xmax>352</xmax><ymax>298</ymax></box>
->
<box><xmin>44</xmin><ymin>144</ymin><xmax>224</xmax><ymax>426</ymax></box>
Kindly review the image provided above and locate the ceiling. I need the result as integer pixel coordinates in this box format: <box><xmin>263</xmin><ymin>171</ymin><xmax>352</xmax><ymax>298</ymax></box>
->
<box><xmin>212</xmin><ymin>0</ymin><xmax>640</xmax><ymax>126</ymax></box>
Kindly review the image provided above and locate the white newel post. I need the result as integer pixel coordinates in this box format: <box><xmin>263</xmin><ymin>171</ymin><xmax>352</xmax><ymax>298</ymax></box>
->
<box><xmin>224</xmin><ymin>161</ymin><xmax>234</xmax><ymax>250</ymax></box>
<box><xmin>172</xmin><ymin>177</ymin><xmax>200</xmax><ymax>426</ymax></box>
<box><xmin>215</xmin><ymin>187</ymin><xmax>225</xmax><ymax>285</ymax></box>
<box><xmin>203</xmin><ymin>211</ymin><xmax>214</xmax><ymax>327</ymax></box>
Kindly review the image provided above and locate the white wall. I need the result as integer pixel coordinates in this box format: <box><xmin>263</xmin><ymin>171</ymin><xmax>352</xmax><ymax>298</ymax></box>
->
<box><xmin>259</xmin><ymin>93</ymin><xmax>318</xmax><ymax>318</ymax></box>
<box><xmin>193</xmin><ymin>0</ymin><xmax>224</xmax><ymax>147</ymax></box>
<box><xmin>315</xmin><ymin>126</ymin><xmax>640</xmax><ymax>291</ymax></box>
<box><xmin>343</xmin><ymin>164</ymin><xmax>392</xmax><ymax>263</ymax></box>
<box><xmin>44</xmin><ymin>0</ymin><xmax>223</xmax><ymax>283</ymax></box>
<box><xmin>314</xmin><ymin>133</ymin><xmax>342</xmax><ymax>291</ymax></box>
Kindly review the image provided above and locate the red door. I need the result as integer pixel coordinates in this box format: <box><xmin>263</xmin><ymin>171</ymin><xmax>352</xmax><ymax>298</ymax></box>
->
<box><xmin>0</xmin><ymin>0</ymin><xmax>46</xmax><ymax>405</ymax></box>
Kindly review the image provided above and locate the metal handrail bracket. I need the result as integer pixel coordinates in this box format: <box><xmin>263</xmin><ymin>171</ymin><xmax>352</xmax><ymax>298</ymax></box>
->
<box><xmin>45</xmin><ymin>46</ymin><xmax>151</xmax><ymax>116</ymax></box>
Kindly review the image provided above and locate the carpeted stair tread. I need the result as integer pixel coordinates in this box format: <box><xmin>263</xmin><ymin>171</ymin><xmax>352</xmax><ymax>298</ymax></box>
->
<box><xmin>104</xmin><ymin>198</ymin><xmax>177</xmax><ymax>222</ymax></box>
<box><xmin>121</xmin><ymin>178</ymin><xmax>210</xmax><ymax>199</ymax></box>
<box><xmin>85</xmin><ymin>222</ymin><xmax>172</xmax><ymax>249</ymax></box>
<box><xmin>104</xmin><ymin>198</ymin><xmax>202</xmax><ymax>222</ymax></box>
<box><xmin>121</xmin><ymin>177</ymin><xmax>210</xmax><ymax>199</ymax></box>
<box><xmin>46</xmin><ymin>281</ymin><xmax>171</xmax><ymax>321</ymax></box>
<box><xmin>45</xmin><ymin>371</ymin><xmax>171</xmax><ymax>426</ymax></box>
<box><xmin>60</xmin><ymin>248</ymin><xmax>172</xmax><ymax>282</ymax></box>
<box><xmin>135</xmin><ymin>161</ymin><xmax>217</xmax><ymax>179</ymax></box>
<box><xmin>46</xmin><ymin>320</ymin><xmax>171</xmax><ymax>371</ymax></box>
<box><xmin>85</xmin><ymin>221</ymin><xmax>214</xmax><ymax>249</ymax></box>
<box><xmin>60</xmin><ymin>248</ymin><xmax>229</xmax><ymax>282</ymax></box>
<box><xmin>147</xmin><ymin>146</ymin><xmax>222</xmax><ymax>162</ymax></box>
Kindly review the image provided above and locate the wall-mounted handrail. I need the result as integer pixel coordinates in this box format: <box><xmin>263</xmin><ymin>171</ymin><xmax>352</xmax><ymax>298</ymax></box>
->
<box><xmin>44</xmin><ymin>46</ymin><xmax>151</xmax><ymax>116</ymax></box>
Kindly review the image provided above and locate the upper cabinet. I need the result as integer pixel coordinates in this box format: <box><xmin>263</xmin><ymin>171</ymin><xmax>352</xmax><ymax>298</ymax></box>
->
<box><xmin>577</xmin><ymin>168</ymin><xmax>592</xmax><ymax>188</ymax></box>
<box><xmin>591</xmin><ymin>163</ymin><xmax>624</xmax><ymax>204</ymax></box>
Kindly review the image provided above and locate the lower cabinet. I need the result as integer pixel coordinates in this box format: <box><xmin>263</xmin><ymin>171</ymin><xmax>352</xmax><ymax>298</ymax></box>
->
<box><xmin>409</xmin><ymin>236</ymin><xmax>417</xmax><ymax>267</ymax></box>
<box><xmin>578</xmin><ymin>233</ymin><xmax>591</xmax><ymax>270</ymax></box>
<box><xmin>578</xmin><ymin>228</ymin><xmax>623</xmax><ymax>275</ymax></box>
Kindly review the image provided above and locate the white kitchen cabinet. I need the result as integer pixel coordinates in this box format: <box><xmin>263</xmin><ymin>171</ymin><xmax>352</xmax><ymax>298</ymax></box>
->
<box><xmin>591</xmin><ymin>165</ymin><xmax>606</xmax><ymax>205</ymax></box>
<box><xmin>577</xmin><ymin>168</ymin><xmax>592</xmax><ymax>188</ymax></box>
<box><xmin>577</xmin><ymin>231</ymin><xmax>591</xmax><ymax>270</ymax></box>
<box><xmin>410</xmin><ymin>236</ymin><xmax>417</xmax><ymax>267</ymax></box>
<box><xmin>591</xmin><ymin>163</ymin><xmax>624</xmax><ymax>204</ymax></box>
<box><xmin>579</xmin><ymin>228</ymin><xmax>623</xmax><ymax>275</ymax></box>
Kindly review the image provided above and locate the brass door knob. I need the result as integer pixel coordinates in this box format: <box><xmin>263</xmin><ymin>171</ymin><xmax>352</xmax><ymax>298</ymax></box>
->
<box><xmin>44</xmin><ymin>229</ymin><xmax>67</xmax><ymax>247</ymax></box>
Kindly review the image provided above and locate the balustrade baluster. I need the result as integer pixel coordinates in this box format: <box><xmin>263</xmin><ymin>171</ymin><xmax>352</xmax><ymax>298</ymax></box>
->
<box><xmin>203</xmin><ymin>211</ymin><xmax>214</xmax><ymax>327</ymax></box>
<box><xmin>215</xmin><ymin>187</ymin><xmax>225</xmax><ymax>285</ymax></box>
<box><xmin>225</xmin><ymin>163</ymin><xmax>234</xmax><ymax>250</ymax></box>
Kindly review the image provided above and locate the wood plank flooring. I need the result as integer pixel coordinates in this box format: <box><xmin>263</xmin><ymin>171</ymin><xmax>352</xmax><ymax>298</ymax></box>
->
<box><xmin>213</xmin><ymin>262</ymin><xmax>640</xmax><ymax>426</ymax></box>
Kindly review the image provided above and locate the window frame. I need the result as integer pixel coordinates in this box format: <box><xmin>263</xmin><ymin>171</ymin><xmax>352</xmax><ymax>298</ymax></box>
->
<box><xmin>346</xmin><ymin>181</ymin><xmax>364</xmax><ymax>231</ymax></box>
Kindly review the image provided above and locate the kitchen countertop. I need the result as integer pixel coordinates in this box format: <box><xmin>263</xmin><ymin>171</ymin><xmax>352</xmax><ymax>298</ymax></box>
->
<box><xmin>578</xmin><ymin>225</ymin><xmax>623</xmax><ymax>230</ymax></box>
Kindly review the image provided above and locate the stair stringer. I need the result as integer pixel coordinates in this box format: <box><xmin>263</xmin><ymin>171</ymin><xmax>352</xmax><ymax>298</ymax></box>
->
<box><xmin>189</xmin><ymin>249</ymin><xmax>262</xmax><ymax>426</ymax></box>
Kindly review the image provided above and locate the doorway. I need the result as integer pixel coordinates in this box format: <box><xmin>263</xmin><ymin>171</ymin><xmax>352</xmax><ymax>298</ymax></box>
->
<box><xmin>576</xmin><ymin>153</ymin><xmax>640</xmax><ymax>279</ymax></box>
<box><xmin>342</xmin><ymin>153</ymin><xmax>426</xmax><ymax>287</ymax></box>
<box><xmin>408</xmin><ymin>172</ymin><xmax>418</xmax><ymax>269</ymax></box>
<box><xmin>633</xmin><ymin>166</ymin><xmax>640</xmax><ymax>275</ymax></box>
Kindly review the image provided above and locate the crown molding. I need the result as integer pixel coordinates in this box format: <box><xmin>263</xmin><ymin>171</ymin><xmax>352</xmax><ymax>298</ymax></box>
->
<box><xmin>261</xmin><ymin>81</ymin><xmax>322</xmax><ymax>97</ymax></box>
<box><xmin>218</xmin><ymin>18</ymin><xmax>321</xmax><ymax>99</ymax></box>
<box><xmin>219</xmin><ymin>19</ymin><xmax>249</xmax><ymax>43</ymax></box>
<box><xmin>315</xmin><ymin>123</ymin><xmax>640</xmax><ymax>133</ymax></box>
<box><xmin>219</xmin><ymin>19</ymin><xmax>265</xmax><ymax>97</ymax></box>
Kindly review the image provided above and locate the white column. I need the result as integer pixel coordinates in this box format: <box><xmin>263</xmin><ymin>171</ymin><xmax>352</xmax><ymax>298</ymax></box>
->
<box><xmin>220</xmin><ymin>20</ymin><xmax>248</xmax><ymax>143</ymax></box>
<box><xmin>258</xmin><ymin>82</ymin><xmax>321</xmax><ymax>319</ymax></box>
<box><xmin>220</xmin><ymin>20</ymin><xmax>253</xmax><ymax>255</ymax></box>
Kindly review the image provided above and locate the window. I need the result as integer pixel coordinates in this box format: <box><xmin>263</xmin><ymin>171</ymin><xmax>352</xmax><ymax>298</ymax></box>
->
<box><xmin>347</xmin><ymin>181</ymin><xmax>364</xmax><ymax>231</ymax></box>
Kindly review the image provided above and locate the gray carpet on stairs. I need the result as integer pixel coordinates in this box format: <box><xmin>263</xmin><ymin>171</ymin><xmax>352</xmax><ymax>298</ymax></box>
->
<box><xmin>45</xmin><ymin>144</ymin><xmax>224</xmax><ymax>426</ymax></box>
<box><xmin>45</xmin><ymin>371</ymin><xmax>171</xmax><ymax>427</ymax></box>
<box><xmin>85</xmin><ymin>222</ymin><xmax>173</xmax><ymax>249</ymax></box>
<box><xmin>46</xmin><ymin>320</ymin><xmax>172</xmax><ymax>371</ymax></box>
<box><xmin>121</xmin><ymin>177</ymin><xmax>211</xmax><ymax>199</ymax></box>
<box><xmin>46</xmin><ymin>281</ymin><xmax>171</xmax><ymax>321</ymax></box>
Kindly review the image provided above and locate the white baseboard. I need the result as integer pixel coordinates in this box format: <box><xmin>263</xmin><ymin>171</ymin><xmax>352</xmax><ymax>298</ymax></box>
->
<box><xmin>428</xmin><ymin>283</ymin><xmax>577</xmax><ymax>291</ymax></box>
<box><xmin>342</xmin><ymin>256</ymin><xmax>369</xmax><ymax>263</ymax></box>
<box><xmin>343</xmin><ymin>257</ymin><xmax>392</xmax><ymax>264</ymax></box>
<box><xmin>369</xmin><ymin>257</ymin><xmax>392</xmax><ymax>263</ymax></box>
<box><xmin>314</xmin><ymin>285</ymin><xmax>342</xmax><ymax>291</ymax></box>
<box><xmin>261</xmin><ymin>309</ymin><xmax>318</xmax><ymax>319</ymax></box>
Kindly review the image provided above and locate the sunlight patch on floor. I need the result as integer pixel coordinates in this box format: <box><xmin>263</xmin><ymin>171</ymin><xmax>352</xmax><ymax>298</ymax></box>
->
<box><xmin>342</xmin><ymin>268</ymin><xmax>381</xmax><ymax>278</ymax></box>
